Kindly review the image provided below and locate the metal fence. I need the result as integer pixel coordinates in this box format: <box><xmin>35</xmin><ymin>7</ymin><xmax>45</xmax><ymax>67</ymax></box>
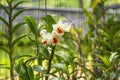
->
<box><xmin>0</xmin><ymin>0</ymin><xmax>120</xmax><ymax>79</ymax></box>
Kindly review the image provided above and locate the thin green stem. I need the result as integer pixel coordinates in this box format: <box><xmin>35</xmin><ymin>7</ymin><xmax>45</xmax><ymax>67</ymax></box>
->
<box><xmin>8</xmin><ymin>1</ymin><xmax>14</xmax><ymax>80</ymax></box>
<box><xmin>45</xmin><ymin>46</ymin><xmax>55</xmax><ymax>80</ymax></box>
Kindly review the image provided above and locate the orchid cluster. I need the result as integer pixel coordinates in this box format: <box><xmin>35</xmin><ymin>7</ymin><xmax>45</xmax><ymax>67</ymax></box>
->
<box><xmin>39</xmin><ymin>20</ymin><xmax>72</xmax><ymax>46</ymax></box>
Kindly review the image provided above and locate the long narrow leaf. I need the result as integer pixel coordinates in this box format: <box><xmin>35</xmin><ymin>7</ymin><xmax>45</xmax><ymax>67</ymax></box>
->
<box><xmin>51</xmin><ymin>63</ymin><xmax>69</xmax><ymax>75</ymax></box>
<box><xmin>14</xmin><ymin>54</ymin><xmax>32</xmax><ymax>62</ymax></box>
<box><xmin>12</xmin><ymin>1</ymin><xmax>28</xmax><ymax>10</ymax></box>
<box><xmin>0</xmin><ymin>64</ymin><xmax>10</xmax><ymax>70</ymax></box>
<box><xmin>12</xmin><ymin>9</ymin><xmax>27</xmax><ymax>21</ymax></box>
<box><xmin>98</xmin><ymin>55</ymin><xmax>111</xmax><ymax>67</ymax></box>
<box><xmin>6</xmin><ymin>0</ymin><xmax>11</xmax><ymax>5</ymax></box>
<box><xmin>55</xmin><ymin>51</ymin><xmax>74</xmax><ymax>66</ymax></box>
<box><xmin>0</xmin><ymin>3</ymin><xmax>9</xmax><ymax>15</ymax></box>
<box><xmin>33</xmin><ymin>65</ymin><xmax>46</xmax><ymax>73</ymax></box>
<box><xmin>24</xmin><ymin>16</ymin><xmax>37</xmax><ymax>35</ymax></box>
<box><xmin>12</xmin><ymin>34</ymin><xmax>29</xmax><ymax>47</ymax></box>
<box><xmin>0</xmin><ymin>16</ymin><xmax>9</xmax><ymax>27</ymax></box>
<box><xmin>0</xmin><ymin>46</ymin><xmax>9</xmax><ymax>54</ymax></box>
<box><xmin>12</xmin><ymin>22</ymin><xmax>26</xmax><ymax>33</ymax></box>
<box><xmin>27</xmin><ymin>66</ymin><xmax>34</xmax><ymax>80</ymax></box>
<box><xmin>0</xmin><ymin>31</ymin><xmax>8</xmax><ymax>40</ymax></box>
<box><xmin>41</xmin><ymin>15</ymin><xmax>56</xmax><ymax>32</ymax></box>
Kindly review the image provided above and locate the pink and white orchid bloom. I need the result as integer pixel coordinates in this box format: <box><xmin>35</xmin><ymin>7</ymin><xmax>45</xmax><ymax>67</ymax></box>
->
<box><xmin>52</xmin><ymin>20</ymin><xmax>72</xmax><ymax>36</ymax></box>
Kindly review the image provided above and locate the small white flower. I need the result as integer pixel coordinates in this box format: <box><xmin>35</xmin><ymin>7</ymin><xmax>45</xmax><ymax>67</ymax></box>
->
<box><xmin>52</xmin><ymin>20</ymin><xmax>72</xmax><ymax>36</ymax></box>
<box><xmin>40</xmin><ymin>30</ymin><xmax>52</xmax><ymax>45</ymax></box>
<box><xmin>40</xmin><ymin>29</ymin><xmax>47</xmax><ymax>38</ymax></box>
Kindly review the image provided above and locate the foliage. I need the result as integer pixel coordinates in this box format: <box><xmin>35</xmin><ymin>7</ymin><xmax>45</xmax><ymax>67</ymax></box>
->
<box><xmin>0</xmin><ymin>0</ymin><xmax>120</xmax><ymax>80</ymax></box>
<box><xmin>0</xmin><ymin>0</ymin><xmax>28</xmax><ymax>80</ymax></box>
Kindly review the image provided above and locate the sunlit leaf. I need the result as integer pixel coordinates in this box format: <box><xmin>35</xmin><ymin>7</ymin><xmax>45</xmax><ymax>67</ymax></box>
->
<box><xmin>98</xmin><ymin>29</ymin><xmax>110</xmax><ymax>38</ymax></box>
<box><xmin>33</xmin><ymin>65</ymin><xmax>46</xmax><ymax>73</ymax></box>
<box><xmin>83</xmin><ymin>9</ymin><xmax>92</xmax><ymax>19</ymax></box>
<box><xmin>14</xmin><ymin>54</ymin><xmax>32</xmax><ymax>62</ymax></box>
<box><xmin>51</xmin><ymin>63</ymin><xmax>69</xmax><ymax>75</ymax></box>
<box><xmin>96</xmin><ymin>38</ymin><xmax>112</xmax><ymax>50</ymax></box>
<box><xmin>50</xmin><ymin>77</ymin><xmax>65</xmax><ymax>80</ymax></box>
<box><xmin>0</xmin><ymin>64</ymin><xmax>10</xmax><ymax>69</ymax></box>
<box><xmin>0</xmin><ymin>46</ymin><xmax>9</xmax><ymax>54</ymax></box>
<box><xmin>92</xmin><ymin>0</ymin><xmax>101</xmax><ymax>9</ymax></box>
<box><xmin>98</xmin><ymin>55</ymin><xmax>111</xmax><ymax>67</ymax></box>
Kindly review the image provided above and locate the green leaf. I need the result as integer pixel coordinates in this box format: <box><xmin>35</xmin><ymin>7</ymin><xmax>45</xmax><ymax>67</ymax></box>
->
<box><xmin>63</xmin><ymin>32</ymin><xmax>75</xmax><ymax>49</ymax></box>
<box><xmin>0</xmin><ymin>46</ymin><xmax>9</xmax><ymax>54</ymax></box>
<box><xmin>0</xmin><ymin>31</ymin><xmax>8</xmax><ymax>40</ymax></box>
<box><xmin>14</xmin><ymin>54</ymin><xmax>32</xmax><ymax>62</ymax></box>
<box><xmin>109</xmin><ymin>52</ymin><xmax>119</xmax><ymax>65</ymax></box>
<box><xmin>50</xmin><ymin>77</ymin><xmax>65</xmax><ymax>80</ymax></box>
<box><xmin>24</xmin><ymin>16</ymin><xmax>37</xmax><ymax>35</ymax></box>
<box><xmin>33</xmin><ymin>65</ymin><xmax>46</xmax><ymax>73</ymax></box>
<box><xmin>6</xmin><ymin>0</ymin><xmax>11</xmax><ymax>5</ymax></box>
<box><xmin>28</xmin><ymin>36</ymin><xmax>36</xmax><ymax>44</ymax></box>
<box><xmin>12</xmin><ymin>1</ymin><xmax>28</xmax><ymax>10</ymax></box>
<box><xmin>109</xmin><ymin>72</ymin><xmax>116</xmax><ymax>80</ymax></box>
<box><xmin>98</xmin><ymin>29</ymin><xmax>110</xmax><ymax>38</ymax></box>
<box><xmin>0</xmin><ymin>16</ymin><xmax>9</xmax><ymax>27</ymax></box>
<box><xmin>27</xmin><ymin>66</ymin><xmax>34</xmax><ymax>80</ymax></box>
<box><xmin>34</xmin><ymin>76</ymin><xmax>40</xmax><ymax>80</ymax></box>
<box><xmin>83</xmin><ymin>9</ymin><xmax>92</xmax><ymax>19</ymax></box>
<box><xmin>41</xmin><ymin>15</ymin><xmax>56</xmax><ymax>32</ymax></box>
<box><xmin>98</xmin><ymin>55</ymin><xmax>111</xmax><ymax>67</ymax></box>
<box><xmin>0</xmin><ymin>3</ymin><xmax>9</xmax><ymax>15</ymax></box>
<box><xmin>39</xmin><ymin>46</ymin><xmax>50</xmax><ymax>59</ymax></box>
<box><xmin>96</xmin><ymin>38</ymin><xmax>112</xmax><ymax>50</ymax></box>
<box><xmin>12</xmin><ymin>9</ymin><xmax>27</xmax><ymax>21</ymax></box>
<box><xmin>51</xmin><ymin>63</ymin><xmax>69</xmax><ymax>75</ymax></box>
<box><xmin>12</xmin><ymin>22</ymin><xmax>26</xmax><ymax>33</ymax></box>
<box><xmin>0</xmin><ymin>64</ymin><xmax>10</xmax><ymax>69</ymax></box>
<box><xmin>55</xmin><ymin>51</ymin><xmax>74</xmax><ymax>66</ymax></box>
<box><xmin>15</xmin><ymin>60</ymin><xmax>31</xmax><ymax>80</ymax></box>
<box><xmin>12</xmin><ymin>34</ymin><xmax>29</xmax><ymax>47</ymax></box>
<box><xmin>92</xmin><ymin>0</ymin><xmax>101</xmax><ymax>9</ymax></box>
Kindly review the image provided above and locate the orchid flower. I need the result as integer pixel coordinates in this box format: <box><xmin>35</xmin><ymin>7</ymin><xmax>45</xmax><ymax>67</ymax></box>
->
<box><xmin>40</xmin><ymin>29</ymin><xmax>52</xmax><ymax>46</ymax></box>
<box><xmin>51</xmin><ymin>35</ymin><xmax>59</xmax><ymax>45</ymax></box>
<box><xmin>52</xmin><ymin>20</ymin><xmax>72</xmax><ymax>36</ymax></box>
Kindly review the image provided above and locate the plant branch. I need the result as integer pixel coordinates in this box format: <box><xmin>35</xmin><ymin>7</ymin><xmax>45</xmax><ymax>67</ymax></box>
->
<box><xmin>45</xmin><ymin>46</ymin><xmax>56</xmax><ymax>80</ymax></box>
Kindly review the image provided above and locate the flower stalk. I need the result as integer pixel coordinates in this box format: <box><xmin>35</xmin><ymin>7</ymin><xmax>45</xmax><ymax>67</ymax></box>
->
<box><xmin>45</xmin><ymin>46</ymin><xmax>56</xmax><ymax>80</ymax></box>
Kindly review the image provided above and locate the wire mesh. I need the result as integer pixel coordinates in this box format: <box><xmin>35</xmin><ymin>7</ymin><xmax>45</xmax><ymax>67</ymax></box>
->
<box><xmin>0</xmin><ymin>0</ymin><xmax>120</xmax><ymax>79</ymax></box>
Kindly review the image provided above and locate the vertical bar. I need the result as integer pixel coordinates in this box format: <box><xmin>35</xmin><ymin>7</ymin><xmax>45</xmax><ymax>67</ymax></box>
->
<box><xmin>45</xmin><ymin>0</ymin><xmax>47</xmax><ymax>15</ymax></box>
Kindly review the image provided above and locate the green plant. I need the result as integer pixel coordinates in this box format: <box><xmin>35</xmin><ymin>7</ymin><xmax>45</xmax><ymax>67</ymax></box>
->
<box><xmin>0</xmin><ymin>0</ymin><xmax>27</xmax><ymax>80</ymax></box>
<box><xmin>83</xmin><ymin>0</ymin><xmax>120</xmax><ymax>79</ymax></box>
<box><xmin>14</xmin><ymin>15</ymin><xmax>75</xmax><ymax>80</ymax></box>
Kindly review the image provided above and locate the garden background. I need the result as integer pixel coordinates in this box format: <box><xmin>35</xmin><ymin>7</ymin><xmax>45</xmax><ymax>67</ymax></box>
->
<box><xmin>0</xmin><ymin>0</ymin><xmax>120</xmax><ymax>80</ymax></box>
